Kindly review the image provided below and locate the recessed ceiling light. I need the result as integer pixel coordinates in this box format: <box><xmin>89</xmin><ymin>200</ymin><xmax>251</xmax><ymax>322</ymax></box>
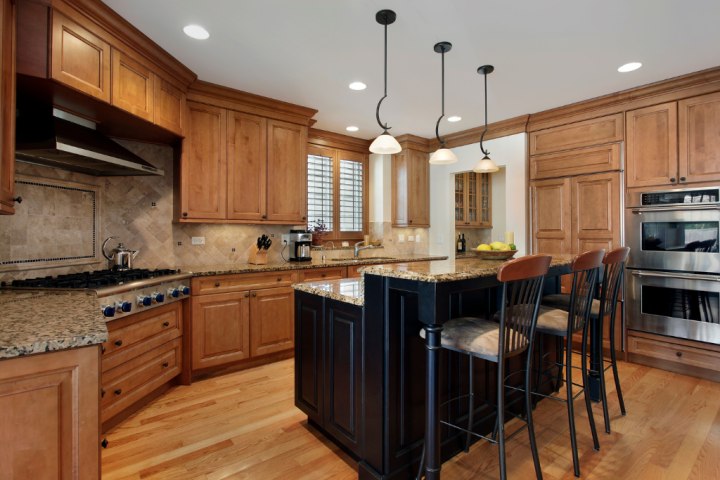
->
<box><xmin>618</xmin><ymin>62</ymin><xmax>642</xmax><ymax>73</ymax></box>
<box><xmin>183</xmin><ymin>24</ymin><xmax>210</xmax><ymax>40</ymax></box>
<box><xmin>349</xmin><ymin>82</ymin><xmax>367</xmax><ymax>91</ymax></box>
<box><xmin>447</xmin><ymin>116</ymin><xmax>462</xmax><ymax>123</ymax></box>
<box><xmin>346</xmin><ymin>126</ymin><xmax>359</xmax><ymax>132</ymax></box>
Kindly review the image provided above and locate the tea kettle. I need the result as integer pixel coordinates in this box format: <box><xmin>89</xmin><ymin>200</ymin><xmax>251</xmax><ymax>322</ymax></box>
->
<box><xmin>102</xmin><ymin>236</ymin><xmax>139</xmax><ymax>271</ymax></box>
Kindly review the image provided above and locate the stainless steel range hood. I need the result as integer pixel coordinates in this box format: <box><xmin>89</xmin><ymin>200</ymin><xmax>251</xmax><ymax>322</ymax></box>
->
<box><xmin>15</xmin><ymin>110</ymin><xmax>164</xmax><ymax>176</ymax></box>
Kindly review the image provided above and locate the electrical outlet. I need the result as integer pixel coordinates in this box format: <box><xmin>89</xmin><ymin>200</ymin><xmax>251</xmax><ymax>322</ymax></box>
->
<box><xmin>408</xmin><ymin>235</ymin><xmax>415</xmax><ymax>242</ymax></box>
<box><xmin>415</xmin><ymin>234</ymin><xmax>421</xmax><ymax>243</ymax></box>
<box><xmin>191</xmin><ymin>236</ymin><xmax>205</xmax><ymax>245</ymax></box>
<box><xmin>398</xmin><ymin>234</ymin><xmax>405</xmax><ymax>243</ymax></box>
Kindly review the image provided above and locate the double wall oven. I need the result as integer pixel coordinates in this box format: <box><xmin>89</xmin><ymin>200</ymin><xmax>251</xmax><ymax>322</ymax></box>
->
<box><xmin>626</xmin><ymin>186</ymin><xmax>720</xmax><ymax>344</ymax></box>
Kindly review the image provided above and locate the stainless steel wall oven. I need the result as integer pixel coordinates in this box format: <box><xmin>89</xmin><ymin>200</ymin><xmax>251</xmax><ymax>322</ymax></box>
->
<box><xmin>626</xmin><ymin>186</ymin><xmax>720</xmax><ymax>344</ymax></box>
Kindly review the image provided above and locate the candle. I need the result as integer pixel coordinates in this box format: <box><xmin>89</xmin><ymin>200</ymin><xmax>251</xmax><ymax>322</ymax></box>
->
<box><xmin>504</xmin><ymin>231</ymin><xmax>514</xmax><ymax>245</ymax></box>
<box><xmin>364</xmin><ymin>234</ymin><xmax>370</xmax><ymax>245</ymax></box>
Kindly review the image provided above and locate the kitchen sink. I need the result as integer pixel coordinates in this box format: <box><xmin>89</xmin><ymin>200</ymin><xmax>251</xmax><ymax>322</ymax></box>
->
<box><xmin>329</xmin><ymin>257</ymin><xmax>397</xmax><ymax>262</ymax></box>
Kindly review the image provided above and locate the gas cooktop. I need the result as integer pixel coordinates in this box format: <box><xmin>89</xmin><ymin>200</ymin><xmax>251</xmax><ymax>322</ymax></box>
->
<box><xmin>8</xmin><ymin>268</ymin><xmax>182</xmax><ymax>289</ymax></box>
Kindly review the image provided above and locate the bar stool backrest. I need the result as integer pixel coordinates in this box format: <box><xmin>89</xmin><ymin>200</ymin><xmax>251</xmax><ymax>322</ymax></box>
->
<box><xmin>598</xmin><ymin>247</ymin><xmax>630</xmax><ymax>319</ymax></box>
<box><xmin>567</xmin><ymin>250</ymin><xmax>605</xmax><ymax>334</ymax></box>
<box><xmin>496</xmin><ymin>254</ymin><xmax>552</xmax><ymax>357</ymax></box>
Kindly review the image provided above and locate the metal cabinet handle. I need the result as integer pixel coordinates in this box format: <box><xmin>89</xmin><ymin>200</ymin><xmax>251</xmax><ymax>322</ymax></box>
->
<box><xmin>162</xmin><ymin>321</ymin><xmax>170</xmax><ymax>327</ymax></box>
<box><xmin>114</xmin><ymin>389</ymin><xmax>122</xmax><ymax>396</ymax></box>
<box><xmin>214</xmin><ymin>282</ymin><xmax>221</xmax><ymax>287</ymax></box>
<box><xmin>101</xmin><ymin>389</ymin><xmax>105</xmax><ymax>398</ymax></box>
<box><xmin>182</xmin><ymin>212</ymin><xmax>188</xmax><ymax>217</ymax></box>
<box><xmin>101</xmin><ymin>438</ymin><xmax>109</xmax><ymax>449</ymax></box>
<box><xmin>12</xmin><ymin>196</ymin><xmax>22</xmax><ymax>204</ymax></box>
<box><xmin>244</xmin><ymin>292</ymin><xmax>250</xmax><ymax>297</ymax></box>
<box><xmin>252</xmin><ymin>292</ymin><xmax>257</xmax><ymax>297</ymax></box>
<box><xmin>670</xmin><ymin>177</ymin><xmax>676</xmax><ymax>182</ymax></box>
<box><xmin>676</xmin><ymin>351</ymin><xmax>683</xmax><ymax>358</ymax></box>
<box><xmin>114</xmin><ymin>340</ymin><xmax>123</xmax><ymax>347</ymax></box>
<box><xmin>162</xmin><ymin>361</ymin><xmax>169</xmax><ymax>368</ymax></box>
<box><xmin>679</xmin><ymin>176</ymin><xmax>686</xmax><ymax>182</ymax></box>
<box><xmin>101</xmin><ymin>345</ymin><xmax>106</xmax><ymax>354</ymax></box>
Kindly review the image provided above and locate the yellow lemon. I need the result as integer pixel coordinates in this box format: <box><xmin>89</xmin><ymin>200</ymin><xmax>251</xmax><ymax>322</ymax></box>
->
<box><xmin>490</xmin><ymin>241</ymin><xmax>507</xmax><ymax>251</ymax></box>
<box><xmin>477</xmin><ymin>244</ymin><xmax>491</xmax><ymax>251</ymax></box>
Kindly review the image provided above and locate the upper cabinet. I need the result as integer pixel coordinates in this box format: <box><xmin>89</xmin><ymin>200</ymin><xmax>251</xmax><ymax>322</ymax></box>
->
<box><xmin>455</xmin><ymin>172</ymin><xmax>491</xmax><ymax>228</ymax></box>
<box><xmin>177</xmin><ymin>82</ymin><xmax>316</xmax><ymax>224</ymax></box>
<box><xmin>17</xmin><ymin>0</ymin><xmax>194</xmax><ymax>136</ymax></box>
<box><xmin>0</xmin><ymin>0</ymin><xmax>16</xmax><ymax>215</ymax></box>
<box><xmin>392</xmin><ymin>138</ymin><xmax>430</xmax><ymax>227</ymax></box>
<box><xmin>529</xmin><ymin>113</ymin><xmax>623</xmax><ymax>156</ymax></box>
<box><xmin>626</xmin><ymin>93</ymin><xmax>720</xmax><ymax>188</ymax></box>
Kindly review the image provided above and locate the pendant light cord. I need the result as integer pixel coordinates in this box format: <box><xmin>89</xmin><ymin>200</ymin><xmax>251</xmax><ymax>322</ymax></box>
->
<box><xmin>375</xmin><ymin>18</ymin><xmax>390</xmax><ymax>133</ymax></box>
<box><xmin>434</xmin><ymin>47</ymin><xmax>446</xmax><ymax>147</ymax></box>
<box><xmin>480</xmin><ymin>69</ymin><xmax>490</xmax><ymax>156</ymax></box>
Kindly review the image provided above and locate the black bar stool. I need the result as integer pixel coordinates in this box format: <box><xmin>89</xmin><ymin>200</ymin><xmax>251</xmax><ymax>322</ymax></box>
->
<box><xmin>533</xmin><ymin>249</ymin><xmax>604</xmax><ymax>478</ymax></box>
<box><xmin>418</xmin><ymin>254</ymin><xmax>552</xmax><ymax>480</ymax></box>
<box><xmin>542</xmin><ymin>246</ymin><xmax>630</xmax><ymax>433</ymax></box>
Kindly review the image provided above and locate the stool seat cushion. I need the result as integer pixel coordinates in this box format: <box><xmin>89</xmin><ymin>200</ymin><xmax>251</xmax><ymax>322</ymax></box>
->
<box><xmin>536</xmin><ymin>306</ymin><xmax>571</xmax><ymax>336</ymax></box>
<box><xmin>542</xmin><ymin>294</ymin><xmax>601</xmax><ymax>318</ymax></box>
<box><xmin>420</xmin><ymin>317</ymin><xmax>526</xmax><ymax>362</ymax></box>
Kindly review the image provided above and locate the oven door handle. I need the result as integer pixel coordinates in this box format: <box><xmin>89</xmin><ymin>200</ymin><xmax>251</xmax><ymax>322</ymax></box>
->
<box><xmin>629</xmin><ymin>204</ymin><xmax>720</xmax><ymax>214</ymax></box>
<box><xmin>630</xmin><ymin>270</ymin><xmax>720</xmax><ymax>282</ymax></box>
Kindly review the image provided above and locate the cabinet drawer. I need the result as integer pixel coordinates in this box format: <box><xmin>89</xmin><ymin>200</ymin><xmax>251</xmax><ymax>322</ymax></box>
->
<box><xmin>101</xmin><ymin>338</ymin><xmax>181</xmax><ymax>422</ymax></box>
<box><xmin>193</xmin><ymin>271</ymin><xmax>294</xmax><ymax>294</ymax></box>
<box><xmin>297</xmin><ymin>267</ymin><xmax>346</xmax><ymax>282</ymax></box>
<box><xmin>530</xmin><ymin>143</ymin><xmax>621</xmax><ymax>180</ymax></box>
<box><xmin>346</xmin><ymin>265</ymin><xmax>363</xmax><ymax>278</ymax></box>
<box><xmin>103</xmin><ymin>302</ymin><xmax>182</xmax><ymax>360</ymax></box>
<box><xmin>628</xmin><ymin>333</ymin><xmax>720</xmax><ymax>372</ymax></box>
<box><xmin>529</xmin><ymin>113</ymin><xmax>623</xmax><ymax>156</ymax></box>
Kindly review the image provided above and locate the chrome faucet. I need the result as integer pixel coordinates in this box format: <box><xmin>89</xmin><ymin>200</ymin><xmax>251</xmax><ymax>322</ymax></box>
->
<box><xmin>354</xmin><ymin>240</ymin><xmax>376</xmax><ymax>258</ymax></box>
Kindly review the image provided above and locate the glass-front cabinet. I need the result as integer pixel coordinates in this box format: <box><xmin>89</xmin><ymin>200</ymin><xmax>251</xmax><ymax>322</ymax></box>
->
<box><xmin>455</xmin><ymin>172</ymin><xmax>491</xmax><ymax>228</ymax></box>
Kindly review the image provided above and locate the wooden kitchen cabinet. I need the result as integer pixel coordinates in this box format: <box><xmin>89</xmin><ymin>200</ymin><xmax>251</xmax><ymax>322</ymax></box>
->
<box><xmin>455</xmin><ymin>171</ymin><xmax>491</xmax><ymax>228</ymax></box>
<box><xmin>179</xmin><ymin>102</ymin><xmax>227</xmax><ymax>220</ymax></box>
<box><xmin>626</xmin><ymin>102</ymin><xmax>678</xmax><ymax>188</ymax></box>
<box><xmin>51</xmin><ymin>9</ymin><xmax>111</xmax><ymax>102</ymax></box>
<box><xmin>531</xmin><ymin>177</ymin><xmax>572</xmax><ymax>255</ymax></box>
<box><xmin>191</xmin><ymin>291</ymin><xmax>251</xmax><ymax>369</ymax></box>
<box><xmin>0</xmin><ymin>346</ymin><xmax>100</xmax><ymax>479</ymax></box>
<box><xmin>111</xmin><ymin>48</ymin><xmax>153</xmax><ymax>121</ymax></box>
<box><xmin>392</xmin><ymin>148</ymin><xmax>430</xmax><ymax>227</ymax></box>
<box><xmin>0</xmin><ymin>0</ymin><xmax>16</xmax><ymax>215</ymax></box>
<box><xmin>297</xmin><ymin>266</ymin><xmax>347</xmax><ymax>282</ymax></box>
<box><xmin>295</xmin><ymin>292</ymin><xmax>362</xmax><ymax>455</ymax></box>
<box><xmin>249</xmin><ymin>286</ymin><xmax>295</xmax><ymax>357</ymax></box>
<box><xmin>530</xmin><ymin>143</ymin><xmax>622</xmax><ymax>180</ymax></box>
<box><xmin>179</xmin><ymin>101</ymin><xmax>309</xmax><ymax>224</ymax></box>
<box><xmin>153</xmin><ymin>75</ymin><xmax>185</xmax><ymax>135</ymax></box>
<box><xmin>678</xmin><ymin>91</ymin><xmax>720</xmax><ymax>184</ymax></box>
<box><xmin>101</xmin><ymin>302</ymin><xmax>183</xmax><ymax>427</ymax></box>
<box><xmin>529</xmin><ymin>113</ymin><xmax>623</xmax><ymax>156</ymax></box>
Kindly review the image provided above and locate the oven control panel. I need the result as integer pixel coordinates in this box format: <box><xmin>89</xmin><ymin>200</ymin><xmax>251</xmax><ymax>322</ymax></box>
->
<box><xmin>100</xmin><ymin>282</ymin><xmax>191</xmax><ymax>319</ymax></box>
<box><xmin>641</xmin><ymin>187</ymin><xmax>719</xmax><ymax>206</ymax></box>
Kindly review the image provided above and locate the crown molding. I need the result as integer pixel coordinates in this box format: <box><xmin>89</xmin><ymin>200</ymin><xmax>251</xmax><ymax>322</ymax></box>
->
<box><xmin>309</xmin><ymin>129</ymin><xmax>371</xmax><ymax>153</ymax></box>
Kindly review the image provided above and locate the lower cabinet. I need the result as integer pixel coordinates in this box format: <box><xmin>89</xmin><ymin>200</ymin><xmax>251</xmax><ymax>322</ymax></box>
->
<box><xmin>101</xmin><ymin>302</ymin><xmax>184</xmax><ymax>426</ymax></box>
<box><xmin>190</xmin><ymin>273</ymin><xmax>295</xmax><ymax>372</ymax></box>
<box><xmin>0</xmin><ymin>346</ymin><xmax>100</xmax><ymax>479</ymax></box>
<box><xmin>295</xmin><ymin>291</ymin><xmax>362</xmax><ymax>455</ymax></box>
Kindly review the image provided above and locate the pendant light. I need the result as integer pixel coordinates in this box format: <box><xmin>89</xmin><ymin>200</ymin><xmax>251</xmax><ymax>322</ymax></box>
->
<box><xmin>473</xmin><ymin>65</ymin><xmax>500</xmax><ymax>173</ymax></box>
<box><xmin>369</xmin><ymin>9</ymin><xmax>402</xmax><ymax>155</ymax></box>
<box><xmin>429</xmin><ymin>42</ymin><xmax>458</xmax><ymax>165</ymax></box>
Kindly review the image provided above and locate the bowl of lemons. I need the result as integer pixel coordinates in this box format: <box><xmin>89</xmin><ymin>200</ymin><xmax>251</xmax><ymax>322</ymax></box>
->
<box><xmin>473</xmin><ymin>241</ymin><xmax>517</xmax><ymax>260</ymax></box>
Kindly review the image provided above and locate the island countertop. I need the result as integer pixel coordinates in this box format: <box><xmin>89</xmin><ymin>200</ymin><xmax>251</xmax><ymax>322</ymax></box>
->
<box><xmin>361</xmin><ymin>254</ymin><xmax>575</xmax><ymax>283</ymax></box>
<box><xmin>0</xmin><ymin>290</ymin><xmax>108</xmax><ymax>359</ymax></box>
<box><xmin>292</xmin><ymin>278</ymin><xmax>364</xmax><ymax>305</ymax></box>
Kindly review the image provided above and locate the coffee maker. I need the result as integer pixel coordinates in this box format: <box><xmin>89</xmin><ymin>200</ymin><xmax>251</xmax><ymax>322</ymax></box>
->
<box><xmin>284</xmin><ymin>230</ymin><xmax>312</xmax><ymax>262</ymax></box>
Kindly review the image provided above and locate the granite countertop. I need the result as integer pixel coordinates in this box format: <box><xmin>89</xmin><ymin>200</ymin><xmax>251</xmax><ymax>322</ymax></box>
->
<box><xmin>361</xmin><ymin>254</ymin><xmax>575</xmax><ymax>283</ymax></box>
<box><xmin>292</xmin><ymin>278</ymin><xmax>364</xmax><ymax>306</ymax></box>
<box><xmin>0</xmin><ymin>290</ymin><xmax>108</xmax><ymax>359</ymax></box>
<box><xmin>182</xmin><ymin>254</ymin><xmax>447</xmax><ymax>276</ymax></box>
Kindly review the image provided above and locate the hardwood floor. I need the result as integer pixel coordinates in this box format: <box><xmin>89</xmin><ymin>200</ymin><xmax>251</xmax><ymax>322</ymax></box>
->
<box><xmin>102</xmin><ymin>358</ymin><xmax>720</xmax><ymax>479</ymax></box>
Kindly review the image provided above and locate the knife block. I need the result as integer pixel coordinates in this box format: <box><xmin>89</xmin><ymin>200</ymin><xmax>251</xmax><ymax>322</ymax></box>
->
<box><xmin>248</xmin><ymin>246</ymin><xmax>268</xmax><ymax>265</ymax></box>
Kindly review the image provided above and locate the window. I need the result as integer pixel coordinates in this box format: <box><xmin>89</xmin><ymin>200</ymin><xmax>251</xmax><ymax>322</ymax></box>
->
<box><xmin>307</xmin><ymin>145</ymin><xmax>367</xmax><ymax>240</ymax></box>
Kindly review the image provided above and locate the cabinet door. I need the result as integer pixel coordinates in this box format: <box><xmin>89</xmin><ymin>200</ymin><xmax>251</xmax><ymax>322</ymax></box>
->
<box><xmin>110</xmin><ymin>48</ymin><xmax>153</xmax><ymax>121</ymax></box>
<box><xmin>0</xmin><ymin>0</ymin><xmax>16</xmax><ymax>214</ymax></box>
<box><xmin>392</xmin><ymin>149</ymin><xmax>429</xmax><ymax>227</ymax></box>
<box><xmin>323</xmin><ymin>299</ymin><xmax>362</xmax><ymax>455</ymax></box>
<box><xmin>51</xmin><ymin>10</ymin><xmax>110</xmax><ymax>102</ymax></box>
<box><xmin>227</xmin><ymin>111</ymin><xmax>267</xmax><ymax>221</ymax></box>
<box><xmin>571</xmin><ymin>172</ymin><xmax>621</xmax><ymax>253</ymax></box>
<box><xmin>0</xmin><ymin>346</ymin><xmax>100</xmax><ymax>479</ymax></box>
<box><xmin>266</xmin><ymin>120</ymin><xmax>307</xmax><ymax>223</ymax></box>
<box><xmin>191</xmin><ymin>291</ymin><xmax>250</xmax><ymax>369</ymax></box>
<box><xmin>250</xmin><ymin>286</ymin><xmax>295</xmax><ymax>356</ymax></box>
<box><xmin>530</xmin><ymin>177</ymin><xmax>572</xmax><ymax>254</ymax></box>
<box><xmin>180</xmin><ymin>102</ymin><xmax>227</xmax><ymax>220</ymax></box>
<box><xmin>454</xmin><ymin>173</ymin><xmax>466</xmax><ymax>226</ymax></box>
<box><xmin>294</xmin><ymin>292</ymin><xmax>324</xmax><ymax>425</ymax></box>
<box><xmin>153</xmin><ymin>76</ymin><xmax>185</xmax><ymax>135</ymax></box>
<box><xmin>626</xmin><ymin>102</ymin><xmax>678</xmax><ymax>188</ymax></box>
<box><xmin>678</xmin><ymin>92</ymin><xmax>720</xmax><ymax>184</ymax></box>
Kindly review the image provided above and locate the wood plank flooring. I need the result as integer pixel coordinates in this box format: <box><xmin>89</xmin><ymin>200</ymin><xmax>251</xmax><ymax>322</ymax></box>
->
<box><xmin>102</xmin><ymin>358</ymin><xmax>720</xmax><ymax>479</ymax></box>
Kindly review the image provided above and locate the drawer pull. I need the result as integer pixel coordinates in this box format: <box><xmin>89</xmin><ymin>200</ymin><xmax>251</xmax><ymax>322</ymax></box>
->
<box><xmin>114</xmin><ymin>389</ymin><xmax>122</xmax><ymax>396</ymax></box>
<box><xmin>277</xmin><ymin>278</ymin><xmax>282</xmax><ymax>282</ymax></box>
<box><xmin>101</xmin><ymin>389</ymin><xmax>105</xmax><ymax>398</ymax></box>
<box><xmin>101</xmin><ymin>438</ymin><xmax>109</xmax><ymax>449</ymax></box>
<box><xmin>114</xmin><ymin>340</ymin><xmax>123</xmax><ymax>347</ymax></box>
<box><xmin>101</xmin><ymin>345</ymin><xmax>106</xmax><ymax>354</ymax></box>
<box><xmin>214</xmin><ymin>282</ymin><xmax>221</xmax><ymax>287</ymax></box>
<box><xmin>252</xmin><ymin>292</ymin><xmax>257</xmax><ymax>297</ymax></box>
<box><xmin>163</xmin><ymin>321</ymin><xmax>170</xmax><ymax>327</ymax></box>
<box><xmin>676</xmin><ymin>351</ymin><xmax>683</xmax><ymax>358</ymax></box>
<box><xmin>321</xmin><ymin>273</ymin><xmax>326</xmax><ymax>277</ymax></box>
<box><xmin>162</xmin><ymin>361</ymin><xmax>170</xmax><ymax>368</ymax></box>
<box><xmin>244</xmin><ymin>292</ymin><xmax>250</xmax><ymax>297</ymax></box>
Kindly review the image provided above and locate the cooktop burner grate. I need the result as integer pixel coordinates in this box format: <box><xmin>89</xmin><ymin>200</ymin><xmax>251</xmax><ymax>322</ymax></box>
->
<box><xmin>9</xmin><ymin>269</ymin><xmax>180</xmax><ymax>289</ymax></box>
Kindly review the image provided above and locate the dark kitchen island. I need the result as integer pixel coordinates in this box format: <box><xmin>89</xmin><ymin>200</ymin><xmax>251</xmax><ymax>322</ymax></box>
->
<box><xmin>294</xmin><ymin>256</ymin><xmax>573</xmax><ymax>480</ymax></box>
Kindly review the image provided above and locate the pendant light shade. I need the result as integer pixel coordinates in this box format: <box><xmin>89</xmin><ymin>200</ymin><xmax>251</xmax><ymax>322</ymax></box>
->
<box><xmin>369</xmin><ymin>133</ymin><xmax>402</xmax><ymax>154</ymax></box>
<box><xmin>472</xmin><ymin>65</ymin><xmax>499</xmax><ymax>173</ymax></box>
<box><xmin>370</xmin><ymin>10</ymin><xmax>401</xmax><ymax>155</ymax></box>
<box><xmin>429</xmin><ymin>41</ymin><xmax>457</xmax><ymax>165</ymax></box>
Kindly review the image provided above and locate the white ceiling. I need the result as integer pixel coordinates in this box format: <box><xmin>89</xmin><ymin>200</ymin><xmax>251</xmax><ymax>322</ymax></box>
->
<box><xmin>104</xmin><ymin>0</ymin><xmax>720</xmax><ymax>140</ymax></box>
